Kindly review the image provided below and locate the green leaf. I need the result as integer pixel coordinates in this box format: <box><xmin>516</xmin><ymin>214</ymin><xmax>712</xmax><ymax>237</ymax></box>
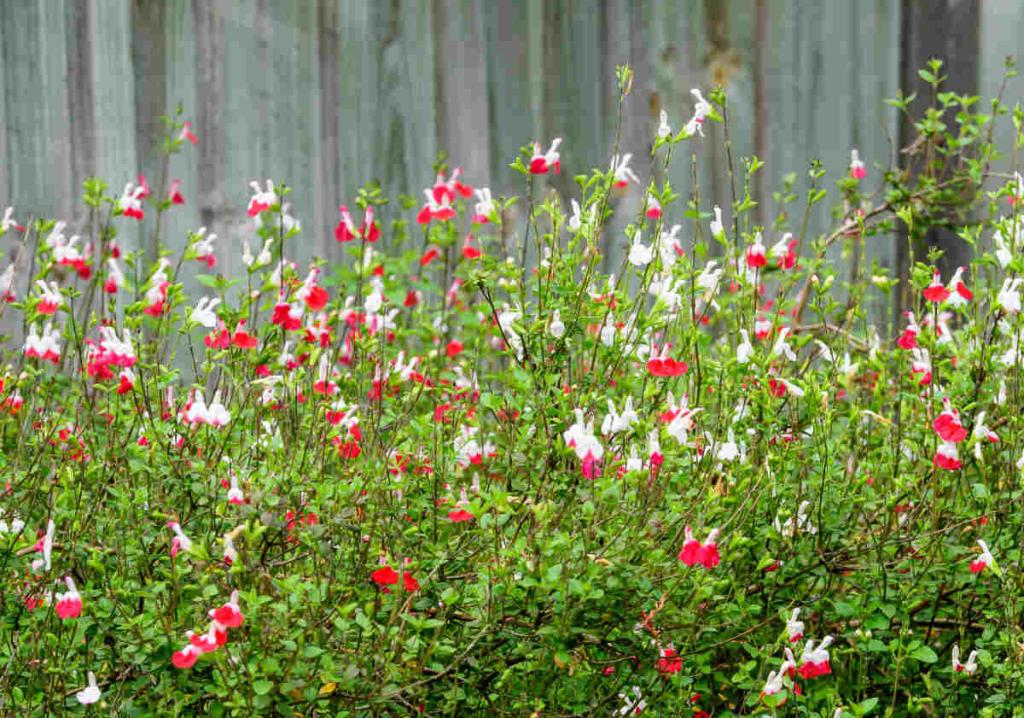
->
<box><xmin>910</xmin><ymin>645</ymin><xmax>938</xmax><ymax>663</ymax></box>
<box><xmin>253</xmin><ymin>679</ymin><xmax>274</xmax><ymax>695</ymax></box>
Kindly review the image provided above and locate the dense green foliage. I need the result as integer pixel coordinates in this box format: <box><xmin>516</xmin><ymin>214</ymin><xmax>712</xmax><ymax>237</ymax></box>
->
<box><xmin>3</xmin><ymin>61</ymin><xmax>1024</xmax><ymax>716</ymax></box>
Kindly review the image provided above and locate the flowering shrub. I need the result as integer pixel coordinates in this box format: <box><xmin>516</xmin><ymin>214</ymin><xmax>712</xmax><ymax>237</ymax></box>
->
<box><xmin>3</xmin><ymin>61</ymin><xmax>1024</xmax><ymax>716</ymax></box>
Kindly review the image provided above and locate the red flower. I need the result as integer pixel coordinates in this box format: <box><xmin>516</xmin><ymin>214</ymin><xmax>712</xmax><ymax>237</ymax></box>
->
<box><xmin>403</xmin><ymin>571</ymin><xmax>420</xmax><ymax>592</ymax></box>
<box><xmin>656</xmin><ymin>646</ymin><xmax>682</xmax><ymax>674</ymax></box>
<box><xmin>304</xmin><ymin>285</ymin><xmax>329</xmax><ymax>312</ymax></box>
<box><xmin>446</xmin><ymin>340</ymin><xmax>464</xmax><ymax>358</ymax></box>
<box><xmin>371</xmin><ymin>565</ymin><xmax>399</xmax><ymax>586</ymax></box>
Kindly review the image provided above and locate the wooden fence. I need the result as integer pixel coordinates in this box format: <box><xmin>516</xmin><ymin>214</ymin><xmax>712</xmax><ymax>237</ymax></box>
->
<box><xmin>1</xmin><ymin>1</ymin><xmax>1022</xmax><ymax>284</ymax></box>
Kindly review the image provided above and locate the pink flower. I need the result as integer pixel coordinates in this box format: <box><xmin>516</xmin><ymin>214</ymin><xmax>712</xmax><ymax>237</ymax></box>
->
<box><xmin>678</xmin><ymin>526</ymin><xmax>720</xmax><ymax>569</ymax></box>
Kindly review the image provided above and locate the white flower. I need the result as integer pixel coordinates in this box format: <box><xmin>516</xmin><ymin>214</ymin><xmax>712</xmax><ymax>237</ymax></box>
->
<box><xmin>627</xmin><ymin>233</ymin><xmax>653</xmax><ymax>267</ymax></box>
<box><xmin>549</xmin><ymin>309</ymin><xmax>565</xmax><ymax>339</ymax></box>
<box><xmin>683</xmin><ymin>88</ymin><xmax>712</xmax><ymax>137</ymax></box>
<box><xmin>657</xmin><ymin>110</ymin><xmax>671</xmax><ymax>139</ymax></box>
<box><xmin>76</xmin><ymin>671</ymin><xmax>101</xmax><ymax>705</ymax></box>
<box><xmin>998</xmin><ymin>277</ymin><xmax>1023</xmax><ymax>314</ymax></box>
<box><xmin>190</xmin><ymin>297</ymin><xmax>221</xmax><ymax>328</ymax></box>
<box><xmin>709</xmin><ymin>205</ymin><xmax>724</xmax><ymax>239</ymax></box>
<box><xmin>736</xmin><ymin>329</ymin><xmax>754</xmax><ymax>364</ymax></box>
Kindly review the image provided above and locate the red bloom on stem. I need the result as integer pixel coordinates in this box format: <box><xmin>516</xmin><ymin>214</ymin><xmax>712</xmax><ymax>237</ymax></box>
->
<box><xmin>371</xmin><ymin>564</ymin><xmax>399</xmax><ymax>586</ymax></box>
<box><xmin>55</xmin><ymin>577</ymin><xmax>83</xmax><ymax>620</ymax></box>
<box><xmin>461</xmin><ymin>233</ymin><xmax>481</xmax><ymax>260</ymax></box>
<box><xmin>923</xmin><ymin>270</ymin><xmax>950</xmax><ymax>303</ymax></box>
<box><xmin>678</xmin><ymin>526</ymin><xmax>720</xmax><ymax>568</ymax></box>
<box><xmin>447</xmin><ymin>487</ymin><xmax>474</xmax><ymax>522</ymax></box>
<box><xmin>656</xmin><ymin>645</ymin><xmax>682</xmax><ymax>674</ymax></box>
<box><xmin>211</xmin><ymin>590</ymin><xmax>244</xmax><ymax>628</ymax></box>
<box><xmin>172</xmin><ymin>644</ymin><xmax>200</xmax><ymax>669</ymax></box>
<box><xmin>933</xmin><ymin>399</ymin><xmax>967</xmax><ymax>443</ymax></box>
<box><xmin>168</xmin><ymin>178</ymin><xmax>185</xmax><ymax>205</ymax></box>
<box><xmin>530</xmin><ymin>138</ymin><xmax>562</xmax><ymax>175</ymax></box>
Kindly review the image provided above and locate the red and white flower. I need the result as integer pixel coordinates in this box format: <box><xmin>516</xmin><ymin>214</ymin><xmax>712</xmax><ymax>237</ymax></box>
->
<box><xmin>472</xmin><ymin>187</ymin><xmax>495</xmax><ymax>224</ymax></box>
<box><xmin>849</xmin><ymin>148</ymin><xmax>866</xmax><ymax>180</ymax></box>
<box><xmin>168</xmin><ymin>178</ymin><xmax>185</xmax><ymax>205</ymax></box>
<box><xmin>896</xmin><ymin>312</ymin><xmax>919</xmax><ymax>349</ymax></box>
<box><xmin>945</xmin><ymin>266</ymin><xmax>972</xmax><ymax>307</ymax></box>
<box><xmin>190</xmin><ymin>226</ymin><xmax>217</xmax><ymax>268</ymax></box>
<box><xmin>933</xmin><ymin>441</ymin><xmax>962</xmax><ymax>471</ymax></box>
<box><xmin>678</xmin><ymin>526</ymin><xmax>721</xmax><ymax>569</ymax></box>
<box><xmin>118</xmin><ymin>181</ymin><xmax>146</xmax><ymax>220</ymax></box>
<box><xmin>24</xmin><ymin>323</ymin><xmax>61</xmax><ymax>363</ymax></box>
<box><xmin>33</xmin><ymin>281</ymin><xmax>62</xmax><ymax>315</ymax></box>
<box><xmin>432</xmin><ymin>168</ymin><xmax>473</xmax><ymax>204</ymax></box>
<box><xmin>55</xmin><ymin>576</ymin><xmax>83</xmax><ymax>619</ymax></box>
<box><xmin>609</xmin><ymin>154</ymin><xmax>639</xmax><ymax>188</ymax></box>
<box><xmin>746</xmin><ymin>231</ymin><xmax>767</xmax><ymax>268</ymax></box>
<box><xmin>167</xmin><ymin>521</ymin><xmax>192</xmax><ymax>557</ymax></box>
<box><xmin>645</xmin><ymin>194</ymin><xmax>662</xmax><ymax>220</ymax></box>
<box><xmin>970</xmin><ymin>539</ymin><xmax>994</xmax><ymax>574</ymax></box>
<box><xmin>933</xmin><ymin>398</ymin><xmax>967</xmax><ymax>442</ymax></box>
<box><xmin>247</xmin><ymin>179</ymin><xmax>278</xmax><ymax>216</ymax></box>
<box><xmin>952</xmin><ymin>644</ymin><xmax>978</xmax><ymax>675</ymax></box>
<box><xmin>684</xmin><ymin>88</ymin><xmax>712</xmax><ymax>137</ymax></box>
<box><xmin>211</xmin><ymin>589</ymin><xmax>244</xmax><ymax>628</ymax></box>
<box><xmin>416</xmin><ymin>190</ymin><xmax>456</xmax><ymax>225</ymax></box>
<box><xmin>1</xmin><ymin>206</ymin><xmax>25</xmax><ymax>234</ymax></box>
<box><xmin>797</xmin><ymin>635</ymin><xmax>834</xmax><ymax>678</ymax></box>
<box><xmin>104</xmin><ymin>259</ymin><xmax>125</xmax><ymax>294</ymax></box>
<box><xmin>910</xmin><ymin>348</ymin><xmax>931</xmax><ymax>386</ymax></box>
<box><xmin>786</xmin><ymin>607</ymin><xmax>804</xmax><ymax>643</ymax></box>
<box><xmin>335</xmin><ymin>204</ymin><xmax>380</xmax><ymax>242</ymax></box>
<box><xmin>529</xmin><ymin>138</ymin><xmax>562</xmax><ymax>175</ymax></box>
<box><xmin>178</xmin><ymin>121</ymin><xmax>198</xmax><ymax>145</ymax></box>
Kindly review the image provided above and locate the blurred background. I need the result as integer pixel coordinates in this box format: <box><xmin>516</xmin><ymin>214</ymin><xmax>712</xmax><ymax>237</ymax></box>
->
<box><xmin>1</xmin><ymin>0</ymin><xmax>1022</xmax><ymax>285</ymax></box>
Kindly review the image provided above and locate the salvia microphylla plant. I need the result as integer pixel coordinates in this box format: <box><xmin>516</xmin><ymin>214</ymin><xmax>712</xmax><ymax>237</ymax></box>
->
<box><xmin>3</xmin><ymin>58</ymin><xmax>1024</xmax><ymax>716</ymax></box>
